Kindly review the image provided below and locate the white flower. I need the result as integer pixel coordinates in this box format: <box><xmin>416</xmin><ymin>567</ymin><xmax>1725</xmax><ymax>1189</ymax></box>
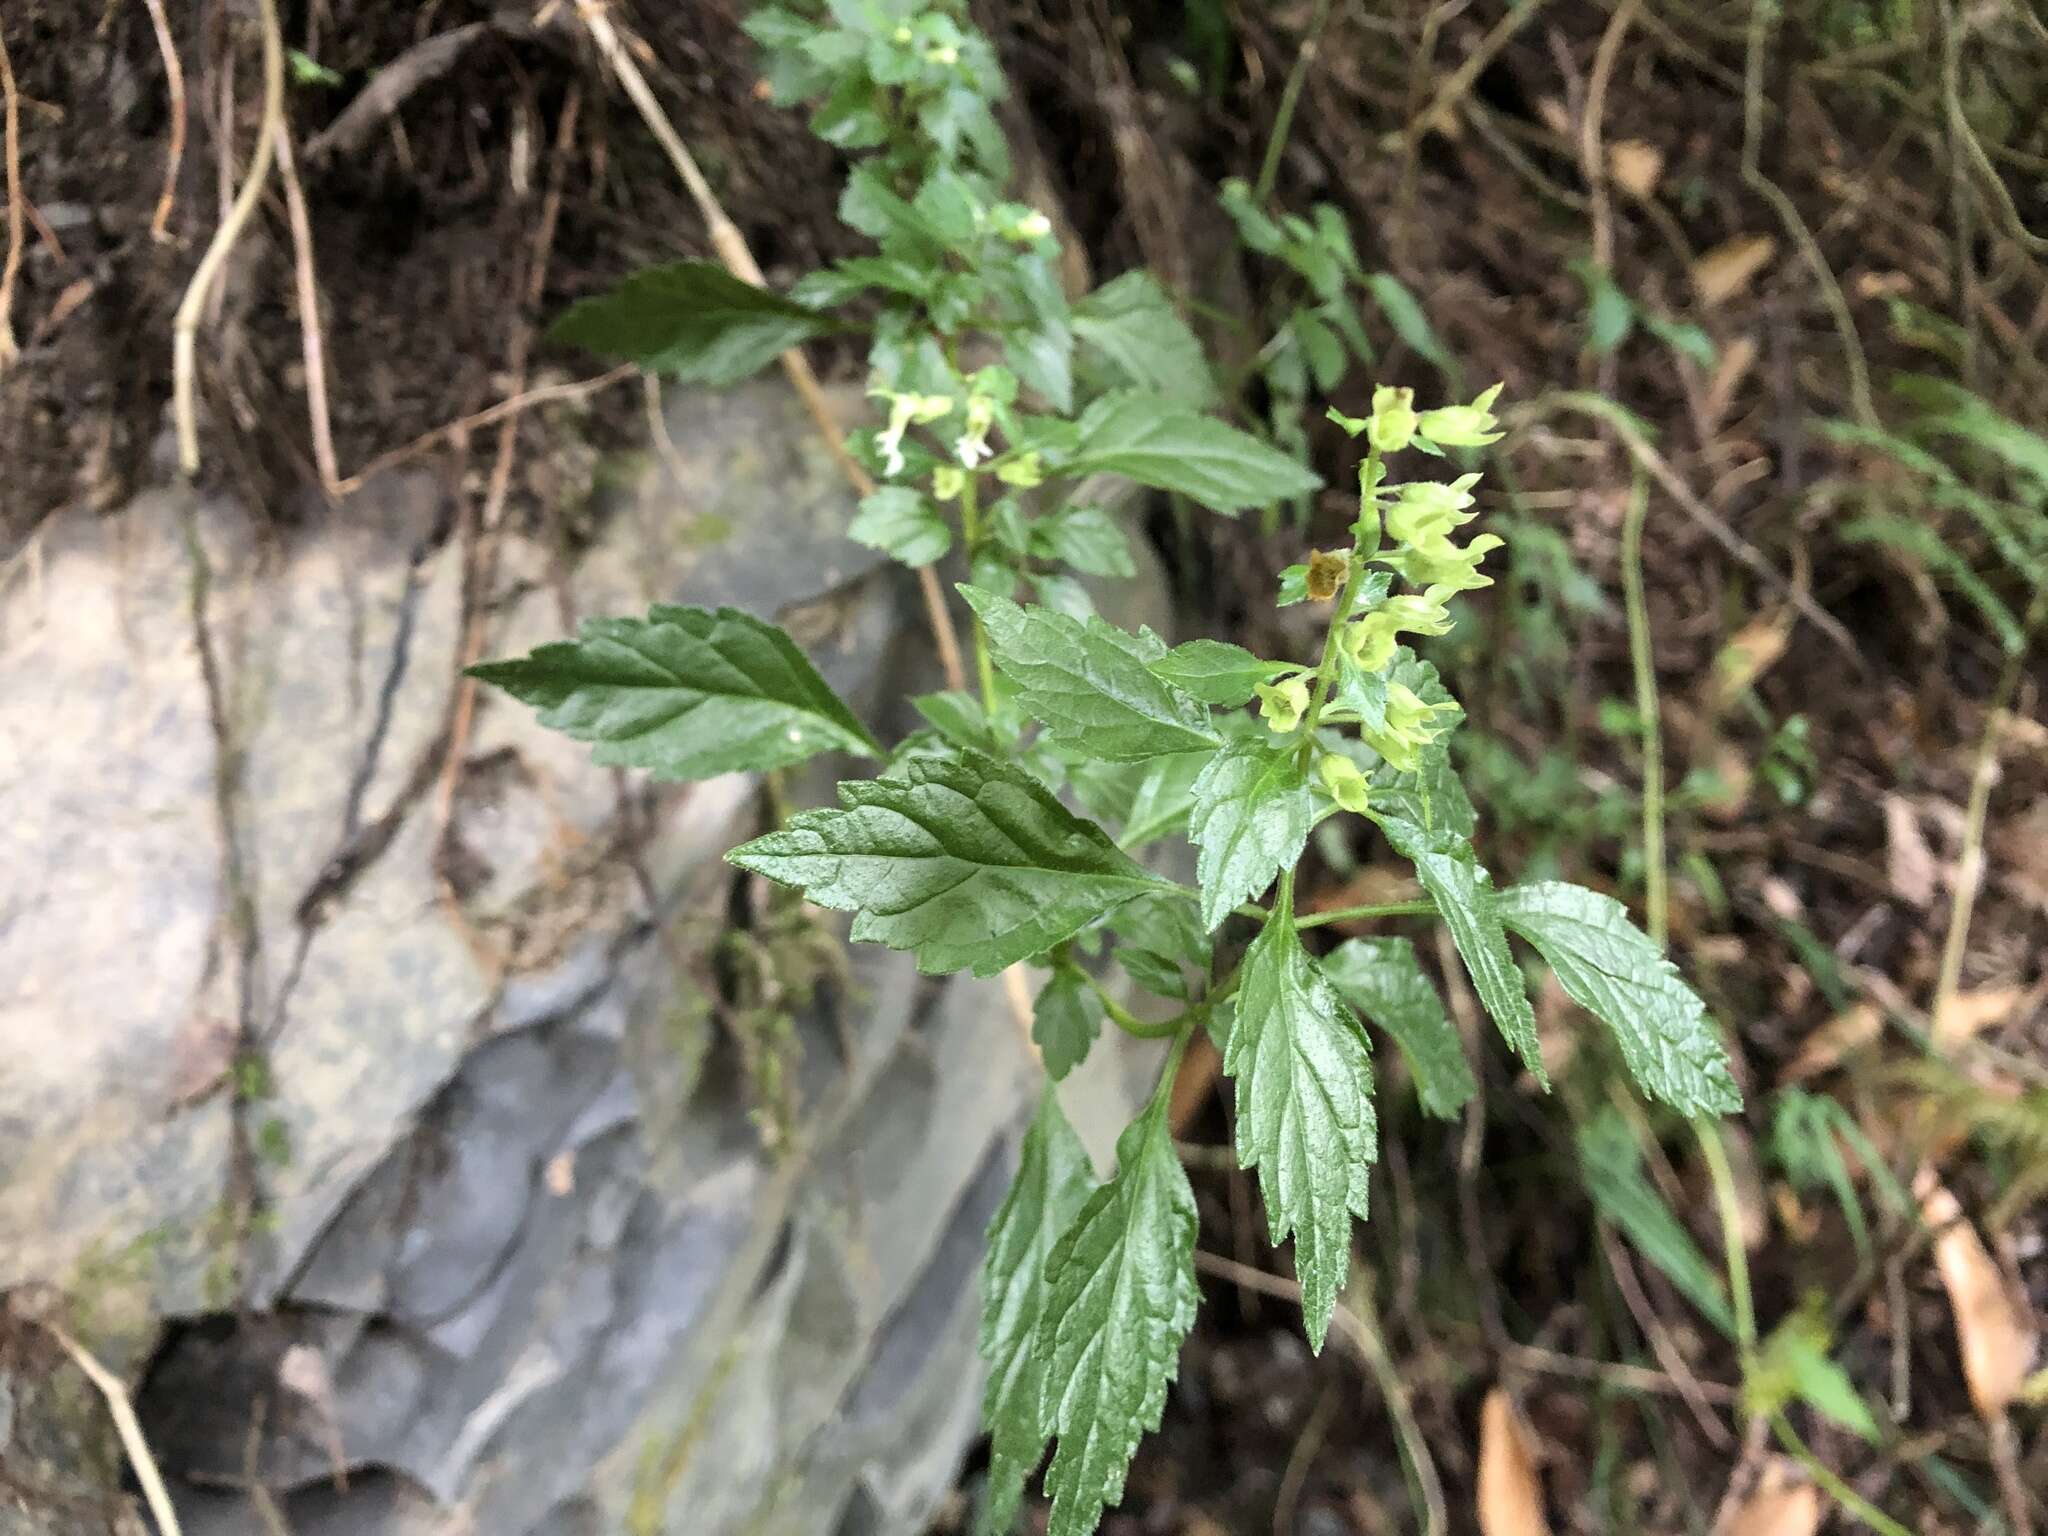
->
<box><xmin>956</xmin><ymin>395</ymin><xmax>995</xmax><ymax>469</ymax></box>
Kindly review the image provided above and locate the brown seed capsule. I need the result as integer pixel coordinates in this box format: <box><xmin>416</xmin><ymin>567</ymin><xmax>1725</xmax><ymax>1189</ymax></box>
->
<box><xmin>1306</xmin><ymin>548</ymin><xmax>1350</xmax><ymax>601</ymax></box>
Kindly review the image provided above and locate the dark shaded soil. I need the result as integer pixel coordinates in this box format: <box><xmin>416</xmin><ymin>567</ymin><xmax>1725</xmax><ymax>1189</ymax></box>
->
<box><xmin>5</xmin><ymin>0</ymin><xmax>2045</xmax><ymax>1531</ymax></box>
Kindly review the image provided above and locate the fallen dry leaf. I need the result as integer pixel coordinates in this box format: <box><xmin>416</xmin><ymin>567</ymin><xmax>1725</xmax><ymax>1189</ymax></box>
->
<box><xmin>279</xmin><ymin>1342</ymin><xmax>350</xmax><ymax>1489</ymax></box>
<box><xmin>1781</xmin><ymin>1002</ymin><xmax>1884</xmax><ymax>1082</ymax></box>
<box><xmin>1931</xmin><ymin>985</ymin><xmax>2032</xmax><ymax>1051</ymax></box>
<box><xmin>1723</xmin><ymin>1459</ymin><xmax>1822</xmax><ymax>1536</ymax></box>
<box><xmin>1608</xmin><ymin>139</ymin><xmax>1664</xmax><ymax>198</ymax></box>
<box><xmin>1477</xmin><ymin>1388</ymin><xmax>1552</xmax><ymax>1536</ymax></box>
<box><xmin>1711</xmin><ymin>611</ymin><xmax>1793</xmax><ymax>711</ymax></box>
<box><xmin>1883</xmin><ymin>794</ymin><xmax>1938</xmax><ymax>908</ymax></box>
<box><xmin>1701</xmin><ymin>334</ymin><xmax>1760</xmax><ymax>435</ymax></box>
<box><xmin>1918</xmin><ymin>1172</ymin><xmax>2040</xmax><ymax>1419</ymax></box>
<box><xmin>1693</xmin><ymin>234</ymin><xmax>1777</xmax><ymax>307</ymax></box>
<box><xmin>1995</xmin><ymin>797</ymin><xmax>2048</xmax><ymax>915</ymax></box>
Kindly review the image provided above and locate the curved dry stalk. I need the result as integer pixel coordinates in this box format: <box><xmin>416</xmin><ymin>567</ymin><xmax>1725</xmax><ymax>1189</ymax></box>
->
<box><xmin>272</xmin><ymin>116</ymin><xmax>339</xmax><ymax>496</ymax></box>
<box><xmin>43</xmin><ymin>1319</ymin><xmax>184</xmax><ymax>1536</ymax></box>
<box><xmin>1581</xmin><ymin>0</ymin><xmax>1638</xmax><ymax>273</ymax></box>
<box><xmin>172</xmin><ymin>0</ymin><xmax>285</xmax><ymax>475</ymax></box>
<box><xmin>0</xmin><ymin>21</ymin><xmax>22</xmax><ymax>375</ymax></box>
<box><xmin>140</xmin><ymin>0</ymin><xmax>187</xmax><ymax>241</ymax></box>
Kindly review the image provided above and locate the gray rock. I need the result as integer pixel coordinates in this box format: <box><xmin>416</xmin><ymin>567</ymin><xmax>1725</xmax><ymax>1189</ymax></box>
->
<box><xmin>0</xmin><ymin>381</ymin><xmax>1171</xmax><ymax>1535</ymax></box>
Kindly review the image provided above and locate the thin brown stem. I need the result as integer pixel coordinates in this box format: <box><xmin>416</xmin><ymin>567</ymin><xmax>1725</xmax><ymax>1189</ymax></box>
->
<box><xmin>141</xmin><ymin>0</ymin><xmax>187</xmax><ymax>241</ymax></box>
<box><xmin>0</xmin><ymin>20</ymin><xmax>22</xmax><ymax>374</ymax></box>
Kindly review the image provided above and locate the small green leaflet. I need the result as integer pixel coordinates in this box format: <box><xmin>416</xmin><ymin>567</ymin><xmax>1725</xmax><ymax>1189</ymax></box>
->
<box><xmin>1376</xmin><ymin>815</ymin><xmax>1546</xmax><ymax>1087</ymax></box>
<box><xmin>1116</xmin><ymin>750</ymin><xmax>1215</xmax><ymax>849</ymax></box>
<box><xmin>850</xmin><ymin>486</ymin><xmax>952</xmax><ymax>566</ymax></box>
<box><xmin>1037</xmin><ymin>1101</ymin><xmax>1198</xmax><ymax>1536</ymax></box>
<box><xmin>727</xmin><ymin>749</ymin><xmax>1174</xmax><ymax>976</ymax></box>
<box><xmin>469</xmin><ymin>605</ymin><xmax>878</xmax><ymax>780</ymax></box>
<box><xmin>1496</xmin><ymin>882</ymin><xmax>1741</xmax><ymax>1119</ymax></box>
<box><xmin>980</xmin><ymin>1091</ymin><xmax>1097</xmax><ymax>1535</ymax></box>
<box><xmin>961</xmin><ymin>586</ymin><xmax>1220</xmax><ymax>761</ymax></box>
<box><xmin>1071</xmin><ymin>272</ymin><xmax>1218</xmax><ymax>408</ymax></box>
<box><xmin>551</xmin><ymin>261</ymin><xmax>837</xmax><ymax>386</ymax></box>
<box><xmin>1362</xmin><ymin>272</ymin><xmax>1460</xmax><ymax>385</ymax></box>
<box><xmin>911</xmin><ymin>690</ymin><xmax>997</xmax><ymax>754</ymax></box>
<box><xmin>1188</xmin><ymin>738</ymin><xmax>1313</xmax><ymax>930</ymax></box>
<box><xmin>1062</xmin><ymin>392</ymin><xmax>1322</xmax><ymax>515</ymax></box>
<box><xmin>1034</xmin><ymin>969</ymin><xmax>1102</xmax><ymax>1081</ymax></box>
<box><xmin>1227</xmin><ymin>907</ymin><xmax>1377</xmax><ymax>1351</ymax></box>
<box><xmin>1145</xmin><ymin>640</ymin><xmax>1293</xmax><ymax>706</ymax></box>
<box><xmin>1753</xmin><ymin>1311</ymin><xmax>1879</xmax><ymax>1441</ymax></box>
<box><xmin>1323</xmin><ymin>937</ymin><xmax>1476</xmax><ymax>1119</ymax></box>
<box><xmin>1577</xmin><ymin>1109</ymin><xmax>1733</xmax><ymax>1334</ymax></box>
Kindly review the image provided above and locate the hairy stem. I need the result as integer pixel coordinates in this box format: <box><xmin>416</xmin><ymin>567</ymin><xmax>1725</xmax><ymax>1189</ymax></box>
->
<box><xmin>1620</xmin><ymin>468</ymin><xmax>1667</xmax><ymax>948</ymax></box>
<box><xmin>1293</xmin><ymin>899</ymin><xmax>1437</xmax><ymax>930</ymax></box>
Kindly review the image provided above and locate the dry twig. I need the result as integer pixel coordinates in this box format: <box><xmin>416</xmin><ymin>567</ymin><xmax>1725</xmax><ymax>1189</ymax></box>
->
<box><xmin>173</xmin><ymin>0</ymin><xmax>285</xmax><ymax>475</ymax></box>
<box><xmin>39</xmin><ymin>1318</ymin><xmax>184</xmax><ymax>1536</ymax></box>
<box><xmin>0</xmin><ymin>21</ymin><xmax>23</xmax><ymax>375</ymax></box>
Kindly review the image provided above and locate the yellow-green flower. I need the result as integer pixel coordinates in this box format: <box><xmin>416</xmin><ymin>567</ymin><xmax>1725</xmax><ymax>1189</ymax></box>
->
<box><xmin>1256</xmin><ymin>675</ymin><xmax>1311</xmax><ymax>733</ymax></box>
<box><xmin>1416</xmin><ymin>383</ymin><xmax>1503</xmax><ymax>447</ymax></box>
<box><xmin>1366</xmin><ymin>385</ymin><xmax>1418</xmax><ymax>454</ymax></box>
<box><xmin>1317</xmin><ymin>753</ymin><xmax>1371</xmax><ymax>814</ymax></box>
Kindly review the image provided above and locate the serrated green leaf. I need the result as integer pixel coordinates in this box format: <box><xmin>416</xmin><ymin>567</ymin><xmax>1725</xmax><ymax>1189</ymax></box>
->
<box><xmin>1578</xmin><ymin>1109</ymin><xmax>1733</xmax><ymax>1335</ymax></box>
<box><xmin>551</xmin><ymin>262</ymin><xmax>836</xmax><ymax>385</ymax></box>
<box><xmin>727</xmin><ymin>749</ymin><xmax>1173</xmax><ymax>976</ymax></box>
<box><xmin>1072</xmin><ymin>272</ymin><xmax>1218</xmax><ymax>407</ymax></box>
<box><xmin>1031</xmin><ymin>504</ymin><xmax>1135</xmax><ymax>578</ymax></box>
<box><xmin>1189</xmin><ymin>738</ymin><xmax>1313</xmax><ymax>930</ymax></box>
<box><xmin>1063</xmin><ymin>392</ymin><xmax>1322</xmax><ymax>515</ymax></box>
<box><xmin>1034</xmin><ymin>969</ymin><xmax>1102</xmax><ymax>1081</ymax></box>
<box><xmin>851</xmin><ymin>486</ymin><xmax>953</xmax><ymax>566</ymax></box>
<box><xmin>1377</xmin><ymin>815</ymin><xmax>1545</xmax><ymax>1086</ymax></box>
<box><xmin>1145</xmin><ymin>640</ymin><xmax>1293</xmax><ymax>706</ymax></box>
<box><xmin>980</xmin><ymin>1091</ymin><xmax>1096</xmax><ymax>1534</ymax></box>
<box><xmin>1323</xmin><ymin>937</ymin><xmax>1476</xmax><ymax>1119</ymax></box>
<box><xmin>470</xmin><ymin>606</ymin><xmax>878</xmax><ymax>780</ymax></box>
<box><xmin>1037</xmin><ymin>1101</ymin><xmax>1198</xmax><ymax>1536</ymax></box>
<box><xmin>961</xmin><ymin>586</ymin><xmax>1220</xmax><ymax>761</ymax></box>
<box><xmin>1497</xmin><ymin>881</ymin><xmax>1741</xmax><ymax>1118</ymax></box>
<box><xmin>1228</xmin><ymin>906</ymin><xmax>1377</xmax><ymax>1350</ymax></box>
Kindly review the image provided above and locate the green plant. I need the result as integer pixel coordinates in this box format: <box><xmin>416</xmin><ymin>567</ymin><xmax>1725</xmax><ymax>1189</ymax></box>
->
<box><xmin>470</xmin><ymin>5</ymin><xmax>1742</xmax><ymax>1532</ymax></box>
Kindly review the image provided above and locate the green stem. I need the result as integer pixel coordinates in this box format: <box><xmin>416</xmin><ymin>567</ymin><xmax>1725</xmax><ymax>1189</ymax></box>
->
<box><xmin>1620</xmin><ymin>467</ymin><xmax>1667</xmax><ymax>948</ymax></box>
<box><xmin>1294</xmin><ymin>899</ymin><xmax>1438</xmax><ymax>930</ymax></box>
<box><xmin>1254</xmin><ymin>0</ymin><xmax>1333</xmax><ymax>203</ymax></box>
<box><xmin>1695</xmin><ymin>1117</ymin><xmax>1756</xmax><ymax>1361</ymax></box>
<box><xmin>1294</xmin><ymin>442</ymin><xmax>1383</xmax><ymax>770</ymax></box>
<box><xmin>1073</xmin><ymin>965</ymin><xmax>1186</xmax><ymax>1040</ymax></box>
<box><xmin>958</xmin><ymin>470</ymin><xmax>998</xmax><ymax>708</ymax></box>
<box><xmin>1146</xmin><ymin>1023</ymin><xmax>1198</xmax><ymax>1119</ymax></box>
<box><xmin>1769</xmin><ymin>1413</ymin><xmax>1913</xmax><ymax>1536</ymax></box>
